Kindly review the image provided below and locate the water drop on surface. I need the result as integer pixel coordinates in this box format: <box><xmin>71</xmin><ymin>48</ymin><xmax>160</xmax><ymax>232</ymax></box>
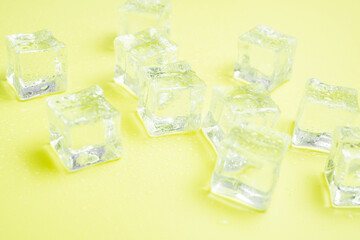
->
<box><xmin>218</xmin><ymin>219</ymin><xmax>229</xmax><ymax>225</ymax></box>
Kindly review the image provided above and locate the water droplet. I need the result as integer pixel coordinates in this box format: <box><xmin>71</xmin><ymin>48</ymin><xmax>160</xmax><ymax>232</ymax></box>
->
<box><xmin>218</xmin><ymin>219</ymin><xmax>229</xmax><ymax>225</ymax></box>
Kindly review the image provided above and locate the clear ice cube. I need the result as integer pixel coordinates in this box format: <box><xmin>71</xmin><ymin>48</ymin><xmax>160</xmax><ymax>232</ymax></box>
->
<box><xmin>137</xmin><ymin>61</ymin><xmax>206</xmax><ymax>136</ymax></box>
<box><xmin>6</xmin><ymin>29</ymin><xmax>67</xmax><ymax>100</ymax></box>
<box><xmin>114</xmin><ymin>28</ymin><xmax>178</xmax><ymax>97</ymax></box>
<box><xmin>47</xmin><ymin>85</ymin><xmax>123</xmax><ymax>171</ymax></box>
<box><xmin>325</xmin><ymin>126</ymin><xmax>360</xmax><ymax>207</ymax></box>
<box><xmin>211</xmin><ymin>124</ymin><xmax>291</xmax><ymax>210</ymax></box>
<box><xmin>118</xmin><ymin>0</ymin><xmax>171</xmax><ymax>37</ymax></box>
<box><xmin>293</xmin><ymin>79</ymin><xmax>359</xmax><ymax>151</ymax></box>
<box><xmin>233</xmin><ymin>25</ymin><xmax>297</xmax><ymax>91</ymax></box>
<box><xmin>202</xmin><ymin>84</ymin><xmax>280</xmax><ymax>150</ymax></box>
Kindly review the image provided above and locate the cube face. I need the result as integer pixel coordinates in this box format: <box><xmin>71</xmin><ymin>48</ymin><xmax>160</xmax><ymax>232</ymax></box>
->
<box><xmin>233</xmin><ymin>25</ymin><xmax>297</xmax><ymax>91</ymax></box>
<box><xmin>293</xmin><ymin>79</ymin><xmax>359</xmax><ymax>151</ymax></box>
<box><xmin>114</xmin><ymin>28</ymin><xmax>178</xmax><ymax>96</ymax></box>
<box><xmin>325</xmin><ymin>126</ymin><xmax>360</xmax><ymax>207</ymax></box>
<box><xmin>47</xmin><ymin>86</ymin><xmax>122</xmax><ymax>171</ymax></box>
<box><xmin>6</xmin><ymin>30</ymin><xmax>67</xmax><ymax>100</ymax></box>
<box><xmin>118</xmin><ymin>0</ymin><xmax>171</xmax><ymax>37</ymax></box>
<box><xmin>202</xmin><ymin>84</ymin><xmax>280</xmax><ymax>150</ymax></box>
<box><xmin>211</xmin><ymin>125</ymin><xmax>291</xmax><ymax>210</ymax></box>
<box><xmin>137</xmin><ymin>61</ymin><xmax>206</xmax><ymax>136</ymax></box>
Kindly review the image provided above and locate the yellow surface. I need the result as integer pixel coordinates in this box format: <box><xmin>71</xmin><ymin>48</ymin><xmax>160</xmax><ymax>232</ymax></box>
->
<box><xmin>1</xmin><ymin>0</ymin><xmax>360</xmax><ymax>239</ymax></box>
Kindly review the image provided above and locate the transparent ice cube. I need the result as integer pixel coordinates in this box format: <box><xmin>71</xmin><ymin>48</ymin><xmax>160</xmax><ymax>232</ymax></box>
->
<box><xmin>293</xmin><ymin>79</ymin><xmax>359</xmax><ymax>151</ymax></box>
<box><xmin>233</xmin><ymin>25</ymin><xmax>297</xmax><ymax>91</ymax></box>
<box><xmin>137</xmin><ymin>61</ymin><xmax>206</xmax><ymax>136</ymax></box>
<box><xmin>211</xmin><ymin>124</ymin><xmax>291</xmax><ymax>210</ymax></box>
<box><xmin>114</xmin><ymin>28</ymin><xmax>178</xmax><ymax>97</ymax></box>
<box><xmin>118</xmin><ymin>0</ymin><xmax>171</xmax><ymax>37</ymax></box>
<box><xmin>202</xmin><ymin>84</ymin><xmax>280</xmax><ymax>150</ymax></box>
<box><xmin>6</xmin><ymin>29</ymin><xmax>67</xmax><ymax>100</ymax></box>
<box><xmin>47</xmin><ymin>86</ymin><xmax>123</xmax><ymax>171</ymax></box>
<box><xmin>325</xmin><ymin>126</ymin><xmax>360</xmax><ymax>207</ymax></box>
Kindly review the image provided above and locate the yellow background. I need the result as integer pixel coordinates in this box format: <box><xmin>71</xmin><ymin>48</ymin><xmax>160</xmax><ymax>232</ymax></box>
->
<box><xmin>1</xmin><ymin>0</ymin><xmax>360</xmax><ymax>239</ymax></box>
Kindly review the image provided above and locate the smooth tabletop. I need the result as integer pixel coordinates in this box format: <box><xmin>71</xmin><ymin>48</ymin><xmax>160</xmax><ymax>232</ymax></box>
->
<box><xmin>0</xmin><ymin>0</ymin><xmax>360</xmax><ymax>239</ymax></box>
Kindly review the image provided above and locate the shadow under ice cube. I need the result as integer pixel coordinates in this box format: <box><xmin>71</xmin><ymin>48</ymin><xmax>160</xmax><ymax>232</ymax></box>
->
<box><xmin>325</xmin><ymin>126</ymin><xmax>360</xmax><ymax>207</ymax></box>
<box><xmin>293</xmin><ymin>79</ymin><xmax>359</xmax><ymax>151</ymax></box>
<box><xmin>114</xmin><ymin>28</ymin><xmax>178</xmax><ymax>97</ymax></box>
<box><xmin>233</xmin><ymin>25</ymin><xmax>297</xmax><ymax>92</ymax></box>
<box><xmin>137</xmin><ymin>61</ymin><xmax>206</xmax><ymax>136</ymax></box>
<box><xmin>202</xmin><ymin>84</ymin><xmax>280</xmax><ymax>150</ymax></box>
<box><xmin>211</xmin><ymin>124</ymin><xmax>291</xmax><ymax>210</ymax></box>
<box><xmin>6</xmin><ymin>29</ymin><xmax>67</xmax><ymax>100</ymax></box>
<box><xmin>118</xmin><ymin>0</ymin><xmax>171</xmax><ymax>37</ymax></box>
<box><xmin>47</xmin><ymin>86</ymin><xmax>123</xmax><ymax>171</ymax></box>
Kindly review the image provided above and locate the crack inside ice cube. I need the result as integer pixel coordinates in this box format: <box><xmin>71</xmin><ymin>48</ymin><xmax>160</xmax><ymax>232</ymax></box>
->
<box><xmin>223</xmin><ymin>150</ymin><xmax>247</xmax><ymax>172</ymax></box>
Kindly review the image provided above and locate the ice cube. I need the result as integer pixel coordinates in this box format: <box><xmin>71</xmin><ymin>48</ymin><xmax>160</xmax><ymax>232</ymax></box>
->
<box><xmin>325</xmin><ymin>126</ymin><xmax>360</xmax><ymax>207</ymax></box>
<box><xmin>47</xmin><ymin>86</ymin><xmax>123</xmax><ymax>171</ymax></box>
<box><xmin>6</xmin><ymin>29</ymin><xmax>67</xmax><ymax>100</ymax></box>
<box><xmin>137</xmin><ymin>61</ymin><xmax>206</xmax><ymax>136</ymax></box>
<box><xmin>293</xmin><ymin>79</ymin><xmax>359</xmax><ymax>151</ymax></box>
<box><xmin>118</xmin><ymin>0</ymin><xmax>171</xmax><ymax>37</ymax></box>
<box><xmin>114</xmin><ymin>28</ymin><xmax>178</xmax><ymax>97</ymax></box>
<box><xmin>211</xmin><ymin>124</ymin><xmax>291</xmax><ymax>210</ymax></box>
<box><xmin>202</xmin><ymin>84</ymin><xmax>280</xmax><ymax>150</ymax></box>
<box><xmin>233</xmin><ymin>25</ymin><xmax>297</xmax><ymax>91</ymax></box>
